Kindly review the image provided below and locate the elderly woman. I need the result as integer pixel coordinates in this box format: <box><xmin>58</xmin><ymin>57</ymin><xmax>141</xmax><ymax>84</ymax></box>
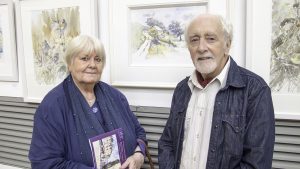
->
<box><xmin>29</xmin><ymin>35</ymin><xmax>146</xmax><ymax>169</ymax></box>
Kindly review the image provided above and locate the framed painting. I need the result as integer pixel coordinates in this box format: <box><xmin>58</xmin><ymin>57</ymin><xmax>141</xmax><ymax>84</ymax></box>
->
<box><xmin>16</xmin><ymin>0</ymin><xmax>98</xmax><ymax>102</ymax></box>
<box><xmin>109</xmin><ymin>0</ymin><xmax>209</xmax><ymax>88</ymax></box>
<box><xmin>246</xmin><ymin>0</ymin><xmax>300</xmax><ymax>119</ymax></box>
<box><xmin>0</xmin><ymin>0</ymin><xmax>18</xmax><ymax>81</ymax></box>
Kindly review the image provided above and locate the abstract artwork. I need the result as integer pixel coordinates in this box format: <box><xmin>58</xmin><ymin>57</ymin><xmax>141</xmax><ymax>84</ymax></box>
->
<box><xmin>31</xmin><ymin>6</ymin><xmax>80</xmax><ymax>85</ymax></box>
<box><xmin>130</xmin><ymin>6</ymin><xmax>203</xmax><ymax>66</ymax></box>
<box><xmin>271</xmin><ymin>0</ymin><xmax>300</xmax><ymax>93</ymax></box>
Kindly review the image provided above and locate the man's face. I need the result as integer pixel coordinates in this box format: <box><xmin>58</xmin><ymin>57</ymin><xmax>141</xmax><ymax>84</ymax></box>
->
<box><xmin>187</xmin><ymin>15</ymin><xmax>230</xmax><ymax>79</ymax></box>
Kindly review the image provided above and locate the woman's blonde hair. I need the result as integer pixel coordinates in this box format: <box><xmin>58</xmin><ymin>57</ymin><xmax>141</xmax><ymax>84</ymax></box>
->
<box><xmin>64</xmin><ymin>35</ymin><xmax>106</xmax><ymax>68</ymax></box>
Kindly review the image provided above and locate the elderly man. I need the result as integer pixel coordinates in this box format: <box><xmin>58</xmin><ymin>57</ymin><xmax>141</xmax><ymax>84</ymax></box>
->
<box><xmin>158</xmin><ymin>14</ymin><xmax>275</xmax><ymax>169</ymax></box>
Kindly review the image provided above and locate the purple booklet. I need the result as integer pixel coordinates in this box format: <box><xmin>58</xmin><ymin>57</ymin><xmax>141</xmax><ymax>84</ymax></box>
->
<box><xmin>89</xmin><ymin>128</ymin><xmax>126</xmax><ymax>169</ymax></box>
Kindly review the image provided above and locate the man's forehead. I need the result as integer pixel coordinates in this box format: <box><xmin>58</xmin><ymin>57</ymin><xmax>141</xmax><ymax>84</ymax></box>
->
<box><xmin>188</xmin><ymin>23</ymin><xmax>222</xmax><ymax>35</ymax></box>
<box><xmin>188</xmin><ymin>15</ymin><xmax>222</xmax><ymax>33</ymax></box>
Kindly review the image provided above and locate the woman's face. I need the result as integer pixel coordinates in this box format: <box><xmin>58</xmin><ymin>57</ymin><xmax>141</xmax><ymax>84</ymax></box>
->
<box><xmin>68</xmin><ymin>50</ymin><xmax>104</xmax><ymax>86</ymax></box>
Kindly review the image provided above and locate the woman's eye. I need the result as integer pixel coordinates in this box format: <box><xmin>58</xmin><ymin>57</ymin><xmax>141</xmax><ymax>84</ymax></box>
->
<box><xmin>80</xmin><ymin>56</ymin><xmax>89</xmax><ymax>61</ymax></box>
<box><xmin>95</xmin><ymin>57</ymin><xmax>102</xmax><ymax>62</ymax></box>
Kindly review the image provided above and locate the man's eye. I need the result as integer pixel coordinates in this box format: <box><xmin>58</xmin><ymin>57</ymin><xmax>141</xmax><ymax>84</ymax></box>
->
<box><xmin>206</xmin><ymin>37</ymin><xmax>216</xmax><ymax>42</ymax></box>
<box><xmin>190</xmin><ymin>38</ymin><xmax>199</xmax><ymax>42</ymax></box>
<box><xmin>189</xmin><ymin>38</ymin><xmax>199</xmax><ymax>46</ymax></box>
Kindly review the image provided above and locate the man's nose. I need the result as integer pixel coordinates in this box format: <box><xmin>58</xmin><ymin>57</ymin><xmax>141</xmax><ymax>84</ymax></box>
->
<box><xmin>197</xmin><ymin>39</ymin><xmax>208</xmax><ymax>53</ymax></box>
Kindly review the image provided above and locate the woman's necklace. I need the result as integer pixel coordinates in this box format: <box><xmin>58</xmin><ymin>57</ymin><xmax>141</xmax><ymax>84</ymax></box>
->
<box><xmin>87</xmin><ymin>98</ymin><xmax>95</xmax><ymax>105</ymax></box>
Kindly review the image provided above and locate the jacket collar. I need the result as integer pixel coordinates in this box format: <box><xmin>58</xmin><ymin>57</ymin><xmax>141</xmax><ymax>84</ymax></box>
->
<box><xmin>224</xmin><ymin>56</ymin><xmax>246</xmax><ymax>89</ymax></box>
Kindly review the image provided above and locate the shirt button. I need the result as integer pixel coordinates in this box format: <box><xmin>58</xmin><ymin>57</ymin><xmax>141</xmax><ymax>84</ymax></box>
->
<box><xmin>214</xmin><ymin>125</ymin><xmax>218</xmax><ymax>129</ymax></box>
<box><xmin>211</xmin><ymin>149</ymin><xmax>216</xmax><ymax>153</ymax></box>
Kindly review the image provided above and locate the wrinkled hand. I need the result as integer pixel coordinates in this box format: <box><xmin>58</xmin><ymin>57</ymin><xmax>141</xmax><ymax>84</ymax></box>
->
<box><xmin>120</xmin><ymin>152</ymin><xmax>144</xmax><ymax>169</ymax></box>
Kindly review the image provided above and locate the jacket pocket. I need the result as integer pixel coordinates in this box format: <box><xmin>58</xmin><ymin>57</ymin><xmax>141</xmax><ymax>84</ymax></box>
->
<box><xmin>221</xmin><ymin>114</ymin><xmax>244</xmax><ymax>156</ymax></box>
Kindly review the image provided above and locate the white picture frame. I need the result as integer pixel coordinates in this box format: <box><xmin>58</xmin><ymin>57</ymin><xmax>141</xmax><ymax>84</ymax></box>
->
<box><xmin>0</xmin><ymin>0</ymin><xmax>18</xmax><ymax>81</ymax></box>
<box><xmin>109</xmin><ymin>0</ymin><xmax>210</xmax><ymax>89</ymax></box>
<box><xmin>246</xmin><ymin>0</ymin><xmax>300</xmax><ymax>119</ymax></box>
<box><xmin>16</xmin><ymin>0</ymin><xmax>98</xmax><ymax>102</ymax></box>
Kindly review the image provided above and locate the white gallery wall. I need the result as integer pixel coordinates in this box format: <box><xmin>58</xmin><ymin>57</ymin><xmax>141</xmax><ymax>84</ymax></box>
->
<box><xmin>0</xmin><ymin>0</ymin><xmax>246</xmax><ymax>104</ymax></box>
<box><xmin>0</xmin><ymin>0</ymin><xmax>299</xmax><ymax>119</ymax></box>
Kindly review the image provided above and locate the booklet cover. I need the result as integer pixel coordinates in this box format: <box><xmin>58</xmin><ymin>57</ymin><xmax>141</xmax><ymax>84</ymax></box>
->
<box><xmin>89</xmin><ymin>128</ymin><xmax>126</xmax><ymax>169</ymax></box>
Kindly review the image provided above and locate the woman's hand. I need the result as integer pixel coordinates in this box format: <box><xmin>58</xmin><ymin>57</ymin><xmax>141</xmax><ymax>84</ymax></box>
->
<box><xmin>120</xmin><ymin>152</ymin><xmax>144</xmax><ymax>169</ymax></box>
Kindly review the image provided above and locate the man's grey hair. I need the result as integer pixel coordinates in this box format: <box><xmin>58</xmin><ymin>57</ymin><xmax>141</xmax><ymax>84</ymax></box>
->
<box><xmin>184</xmin><ymin>14</ymin><xmax>233</xmax><ymax>45</ymax></box>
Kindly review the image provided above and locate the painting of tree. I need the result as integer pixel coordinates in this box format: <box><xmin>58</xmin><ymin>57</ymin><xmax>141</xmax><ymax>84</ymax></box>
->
<box><xmin>168</xmin><ymin>21</ymin><xmax>184</xmax><ymax>41</ymax></box>
<box><xmin>271</xmin><ymin>0</ymin><xmax>300</xmax><ymax>93</ymax></box>
<box><xmin>130</xmin><ymin>5</ymin><xmax>205</xmax><ymax>66</ymax></box>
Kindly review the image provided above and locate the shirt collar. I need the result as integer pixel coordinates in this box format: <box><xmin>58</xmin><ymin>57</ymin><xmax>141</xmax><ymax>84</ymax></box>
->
<box><xmin>188</xmin><ymin>57</ymin><xmax>231</xmax><ymax>91</ymax></box>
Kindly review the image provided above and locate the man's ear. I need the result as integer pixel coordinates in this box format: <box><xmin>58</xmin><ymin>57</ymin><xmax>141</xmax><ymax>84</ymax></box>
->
<box><xmin>225</xmin><ymin>40</ymin><xmax>231</xmax><ymax>55</ymax></box>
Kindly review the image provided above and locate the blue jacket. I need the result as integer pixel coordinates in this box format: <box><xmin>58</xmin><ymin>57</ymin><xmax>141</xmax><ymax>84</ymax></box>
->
<box><xmin>158</xmin><ymin>58</ymin><xmax>275</xmax><ymax>169</ymax></box>
<box><xmin>29</xmin><ymin>80</ymin><xmax>146</xmax><ymax>169</ymax></box>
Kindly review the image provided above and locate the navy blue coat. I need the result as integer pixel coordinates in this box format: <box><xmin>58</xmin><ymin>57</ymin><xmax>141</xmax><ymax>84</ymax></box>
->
<box><xmin>29</xmin><ymin>80</ymin><xmax>146</xmax><ymax>169</ymax></box>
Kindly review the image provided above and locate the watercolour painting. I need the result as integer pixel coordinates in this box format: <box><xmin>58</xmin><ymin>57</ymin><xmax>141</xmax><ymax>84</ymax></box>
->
<box><xmin>0</xmin><ymin>18</ymin><xmax>3</xmax><ymax>55</ymax></box>
<box><xmin>271</xmin><ymin>0</ymin><xmax>300</xmax><ymax>93</ymax></box>
<box><xmin>246</xmin><ymin>0</ymin><xmax>300</xmax><ymax>118</ymax></box>
<box><xmin>130</xmin><ymin>6</ymin><xmax>202</xmax><ymax>66</ymax></box>
<box><xmin>31</xmin><ymin>6</ymin><xmax>80</xmax><ymax>85</ymax></box>
<box><xmin>109</xmin><ymin>0</ymin><xmax>208</xmax><ymax>88</ymax></box>
<box><xmin>0</xmin><ymin>0</ymin><xmax>18</xmax><ymax>81</ymax></box>
<box><xmin>18</xmin><ymin>0</ymin><xmax>97</xmax><ymax>102</ymax></box>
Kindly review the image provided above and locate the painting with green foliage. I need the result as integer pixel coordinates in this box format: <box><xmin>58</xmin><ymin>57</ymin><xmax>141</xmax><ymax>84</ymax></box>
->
<box><xmin>272</xmin><ymin>0</ymin><xmax>300</xmax><ymax>93</ymax></box>
<box><xmin>130</xmin><ymin>5</ymin><xmax>205</xmax><ymax>66</ymax></box>
<box><xmin>31</xmin><ymin>6</ymin><xmax>80</xmax><ymax>85</ymax></box>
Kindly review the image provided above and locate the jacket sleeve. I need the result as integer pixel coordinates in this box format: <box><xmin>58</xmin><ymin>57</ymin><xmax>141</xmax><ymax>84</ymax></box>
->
<box><xmin>120</xmin><ymin>93</ymin><xmax>147</xmax><ymax>143</ymax></box>
<box><xmin>158</xmin><ymin>112</ymin><xmax>176</xmax><ymax>169</ymax></box>
<box><xmin>239</xmin><ymin>86</ymin><xmax>275</xmax><ymax>168</ymax></box>
<box><xmin>158</xmin><ymin>93</ymin><xmax>178</xmax><ymax>169</ymax></box>
<box><xmin>28</xmin><ymin>102</ymin><xmax>92</xmax><ymax>169</ymax></box>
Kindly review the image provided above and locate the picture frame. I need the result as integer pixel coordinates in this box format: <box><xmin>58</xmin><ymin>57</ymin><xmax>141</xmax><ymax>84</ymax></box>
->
<box><xmin>16</xmin><ymin>0</ymin><xmax>98</xmax><ymax>102</ymax></box>
<box><xmin>246</xmin><ymin>0</ymin><xmax>300</xmax><ymax>119</ymax></box>
<box><xmin>109</xmin><ymin>0</ymin><xmax>210</xmax><ymax>89</ymax></box>
<box><xmin>0</xmin><ymin>0</ymin><xmax>18</xmax><ymax>81</ymax></box>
